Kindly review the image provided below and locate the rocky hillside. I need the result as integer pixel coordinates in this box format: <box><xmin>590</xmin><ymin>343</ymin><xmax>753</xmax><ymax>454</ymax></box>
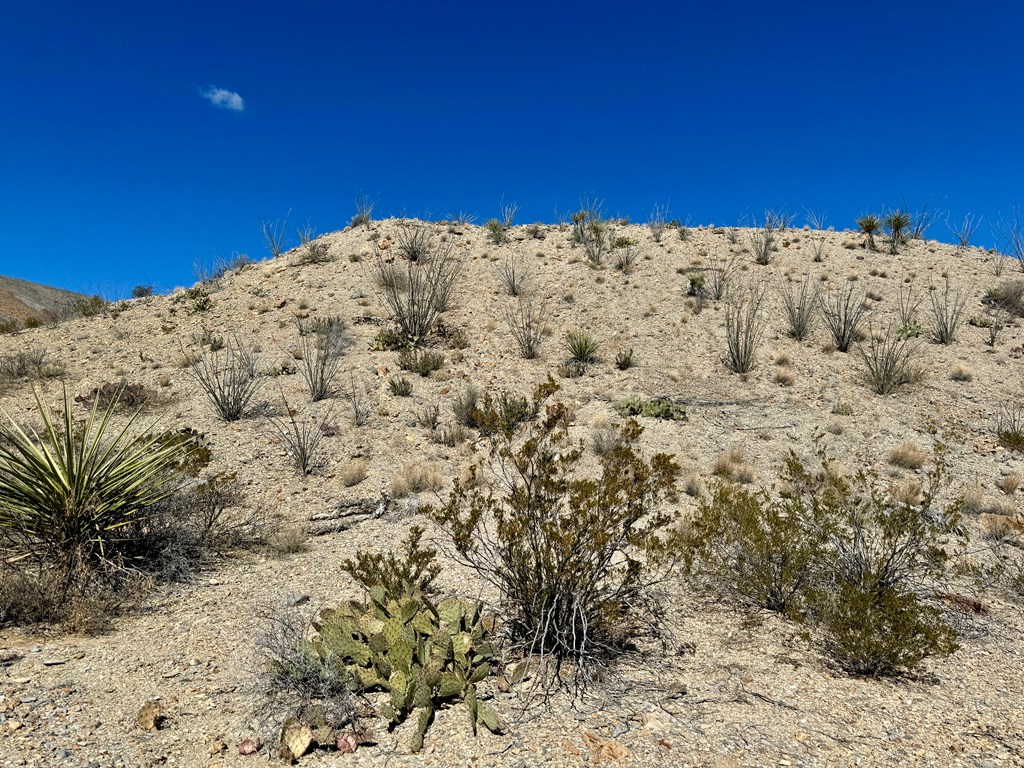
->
<box><xmin>0</xmin><ymin>218</ymin><xmax>1022</xmax><ymax>767</ymax></box>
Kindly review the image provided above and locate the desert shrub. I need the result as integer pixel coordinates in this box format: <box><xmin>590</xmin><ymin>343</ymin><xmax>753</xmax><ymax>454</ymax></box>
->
<box><xmin>856</xmin><ymin>214</ymin><xmax>881</xmax><ymax>250</ymax></box>
<box><xmin>984</xmin><ymin>279</ymin><xmax>1024</xmax><ymax>317</ymax></box>
<box><xmin>888</xmin><ymin>442</ymin><xmax>928</xmax><ymax>470</ymax></box>
<box><xmin>820</xmin><ymin>281</ymin><xmax>869</xmax><ymax>352</ymax></box>
<box><xmin>131</xmin><ymin>284</ymin><xmax>154</xmax><ymax>298</ymax></box>
<box><xmin>565</xmin><ymin>329</ymin><xmax>599</xmax><ymax>364</ymax></box>
<box><xmin>0</xmin><ymin>350</ymin><xmax>65</xmax><ymax>386</ymax></box>
<box><xmin>748</xmin><ymin>213</ymin><xmax>781</xmax><ymax>265</ymax></box>
<box><xmin>189</xmin><ymin>339</ymin><xmax>262</xmax><ymax>421</ymax></box>
<box><xmin>614</xmin><ymin>244</ymin><xmax>638</xmax><ymax>273</ymax></box>
<box><xmin>780</xmin><ymin>275</ymin><xmax>820</xmax><ymax>341</ymax></box>
<box><xmin>647</xmin><ymin>203</ymin><xmax>669</xmax><ymax>242</ymax></box>
<box><xmin>614</xmin><ymin>348</ymin><xmax>634</xmax><ymax>370</ymax></box>
<box><xmin>453</xmin><ymin>385</ymin><xmax>482</xmax><ymax>428</ymax></box>
<box><xmin>391</xmin><ymin>462</ymin><xmax>443</xmax><ymax>497</ymax></box>
<box><xmin>860</xmin><ymin>324</ymin><xmax>921</xmax><ymax>395</ymax></box>
<box><xmin>340</xmin><ymin>373</ymin><xmax>372</xmax><ymax>427</ymax></box>
<box><xmin>485</xmin><ymin>218</ymin><xmax>507</xmax><ymax>245</ymax></box>
<box><xmin>570</xmin><ymin>199</ymin><xmax>609</xmax><ymax>265</ymax></box>
<box><xmin>341</xmin><ymin>525</ymin><xmax>440</xmax><ymax>595</ymax></box>
<box><xmin>295</xmin><ymin>225</ymin><xmax>332</xmax><ymax>265</ymax></box>
<box><xmin>371</xmin><ymin>239</ymin><xmax>462</xmax><ymax>345</ymax></box>
<box><xmin>929</xmin><ymin>277</ymin><xmax>969</xmax><ymax>344</ymax></box>
<box><xmin>0</xmin><ymin>318</ymin><xmax>20</xmax><ymax>334</ymax></box>
<box><xmin>505</xmin><ymin>299</ymin><xmax>546</xmax><ymax>359</ymax></box>
<box><xmin>261</xmin><ymin>213</ymin><xmax>290</xmax><ymax>258</ymax></box>
<box><xmin>268</xmin><ymin>398</ymin><xmax>331</xmax><ymax>476</ymax></box>
<box><xmin>388</xmin><ymin>375</ymin><xmax>413</xmax><ymax>396</ymax></box>
<box><xmin>395</xmin><ymin>224</ymin><xmax>433</xmax><ymax>262</ymax></box>
<box><xmin>472</xmin><ymin>389</ymin><xmax>542</xmax><ymax>437</ymax></box>
<box><xmin>351</xmin><ymin>191</ymin><xmax>375</xmax><ymax>227</ymax></box>
<box><xmin>428</xmin><ymin>402</ymin><xmax>680</xmax><ymax>680</ymax></box>
<box><xmin>297</xmin><ymin>327</ymin><xmax>345</xmax><ymax>402</ymax></box>
<box><xmin>75</xmin><ymin>381</ymin><xmax>153</xmax><ymax>412</ymax></box>
<box><xmin>685</xmin><ymin>457</ymin><xmax>834</xmax><ymax>617</ymax></box>
<box><xmin>398</xmin><ymin>348</ymin><xmax>445</xmax><ymax>377</ymax></box>
<box><xmin>416</xmin><ymin>404</ymin><xmax>440</xmax><ymax>431</ymax></box>
<box><xmin>703</xmin><ymin>252</ymin><xmax>739</xmax><ymax>301</ymax></box>
<box><xmin>711</xmin><ymin>448</ymin><xmax>755</xmax><ymax>484</ymax></box>
<box><xmin>616</xmin><ymin>396</ymin><xmax>687</xmax><ymax>421</ymax></box>
<box><xmin>723</xmin><ymin>285</ymin><xmax>766</xmax><ymax>373</ymax></box>
<box><xmin>500</xmin><ymin>199</ymin><xmax>519</xmax><ymax>228</ymax></box>
<box><xmin>497</xmin><ymin>253</ymin><xmax>529</xmax><ymax>296</ymax></box>
<box><xmin>896</xmin><ymin>282</ymin><xmax>924</xmax><ymax>339</ymax></box>
<box><xmin>996</xmin><ymin>402</ymin><xmax>1024</xmax><ymax>452</ymax></box>
<box><xmin>0</xmin><ymin>387</ymin><xmax>194</xmax><ymax>597</ymax></box>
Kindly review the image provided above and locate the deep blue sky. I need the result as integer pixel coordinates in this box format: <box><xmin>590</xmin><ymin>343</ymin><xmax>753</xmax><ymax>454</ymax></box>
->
<box><xmin>2</xmin><ymin>1</ymin><xmax>1022</xmax><ymax>294</ymax></box>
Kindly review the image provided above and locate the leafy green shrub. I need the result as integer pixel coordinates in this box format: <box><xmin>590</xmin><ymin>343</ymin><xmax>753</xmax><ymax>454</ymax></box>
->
<box><xmin>616</xmin><ymin>396</ymin><xmax>686</xmax><ymax>421</ymax></box>
<box><xmin>341</xmin><ymin>525</ymin><xmax>440</xmax><ymax>595</ymax></box>
<box><xmin>428</xmin><ymin>399</ymin><xmax>680</xmax><ymax>679</ymax></box>
<box><xmin>0</xmin><ymin>387</ymin><xmax>193</xmax><ymax>591</ymax></box>
<box><xmin>311</xmin><ymin>584</ymin><xmax>501</xmax><ymax>752</ymax></box>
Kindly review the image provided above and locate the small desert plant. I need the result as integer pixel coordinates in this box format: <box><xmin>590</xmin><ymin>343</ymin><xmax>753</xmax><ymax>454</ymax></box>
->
<box><xmin>996</xmin><ymin>402</ymin><xmax>1024</xmax><ymax>452</ymax></box>
<box><xmin>395</xmin><ymin>224</ymin><xmax>433</xmax><ymax>262</ymax></box>
<box><xmin>804</xmin><ymin>209</ymin><xmax>829</xmax><ymax>261</ymax></box>
<box><xmin>397</xmin><ymin>348</ymin><xmax>445</xmax><ymax>377</ymax></box>
<box><xmin>295</xmin><ymin>225</ymin><xmax>332</xmax><ymax>265</ymax></box>
<box><xmin>416</xmin><ymin>404</ymin><xmax>440</xmax><ymax>431</ymax></box>
<box><xmin>946</xmin><ymin>213</ymin><xmax>981</xmax><ymax>253</ymax></box>
<box><xmin>614</xmin><ymin>348</ymin><xmax>634</xmax><ymax>370</ymax></box>
<box><xmin>614</xmin><ymin>244</ymin><xmax>638</xmax><ymax>273</ymax></box>
<box><xmin>340</xmin><ymin>373</ymin><xmax>372</xmax><ymax>427</ymax></box>
<box><xmin>571</xmin><ymin>199</ymin><xmax>609</xmax><ymax>265</ymax></box>
<box><xmin>261</xmin><ymin>212</ymin><xmax>291</xmax><ymax>258</ymax></box>
<box><xmin>341</xmin><ymin>525</ymin><xmax>440</xmax><ymax>595</ymax></box>
<box><xmin>452</xmin><ymin>385</ymin><xmax>482</xmax><ymax>428</ymax></box>
<box><xmin>703</xmin><ymin>251</ymin><xmax>739</xmax><ymax>301</ymax></box>
<box><xmin>0</xmin><ymin>387</ymin><xmax>193</xmax><ymax>591</ymax></box>
<box><xmin>0</xmin><ymin>350</ymin><xmax>65</xmax><ymax>386</ymax></box>
<box><xmin>391</xmin><ymin>462</ymin><xmax>444</xmax><ymax>497</ymax></box>
<box><xmin>351</xmin><ymin>191</ymin><xmax>375</xmax><ymax>227</ymax></box>
<box><xmin>896</xmin><ymin>282</ymin><xmax>924</xmax><ymax>339</ymax></box>
<box><xmin>268</xmin><ymin>397</ymin><xmax>331</xmax><ymax>475</ymax></box>
<box><xmin>648</xmin><ymin>203</ymin><xmax>669</xmax><ymax>242</ymax></box>
<box><xmin>820</xmin><ymin>281</ymin><xmax>869</xmax><ymax>352</ymax></box>
<box><xmin>497</xmin><ymin>253</ymin><xmax>529</xmax><ymax>296</ymax></box>
<box><xmin>985</xmin><ymin>279</ymin><xmax>1024</xmax><ymax>317</ymax></box>
<box><xmin>298</xmin><ymin>331</ymin><xmax>344</xmax><ymax>402</ymax></box>
<box><xmin>500</xmin><ymin>198</ymin><xmax>519</xmax><ymax>229</ymax></box>
<box><xmin>888</xmin><ymin>442</ymin><xmax>928</xmax><ymax>470</ymax></box>
<box><xmin>884</xmin><ymin>209</ymin><xmax>911</xmax><ymax>254</ymax></box>
<box><xmin>371</xmin><ymin>239</ymin><xmax>461</xmax><ymax>345</ymax></box>
<box><xmin>565</xmin><ymin>329</ymin><xmax>599</xmax><ymax>365</ymax></box>
<box><xmin>388</xmin><ymin>375</ymin><xmax>413</xmax><ymax>396</ymax></box>
<box><xmin>505</xmin><ymin>299</ymin><xmax>546</xmax><ymax>359</ymax></box>
<box><xmin>427</xmin><ymin>402</ymin><xmax>680</xmax><ymax>680</ymax></box>
<box><xmin>75</xmin><ymin>381</ymin><xmax>153</xmax><ymax>412</ymax></box>
<box><xmin>856</xmin><ymin>214</ymin><xmax>881</xmax><ymax>251</ymax></box>
<box><xmin>616</xmin><ymin>396</ymin><xmax>686</xmax><ymax>421</ymax></box>
<box><xmin>131</xmin><ymin>284</ymin><xmax>154</xmax><ymax>298</ymax></box>
<box><xmin>723</xmin><ymin>285</ymin><xmax>767</xmax><ymax>374</ymax></box>
<box><xmin>748</xmin><ymin>213</ymin><xmax>781</xmax><ymax>265</ymax></box>
<box><xmin>189</xmin><ymin>340</ymin><xmax>262</xmax><ymax>421</ymax></box>
<box><xmin>929</xmin><ymin>277</ymin><xmax>970</xmax><ymax>344</ymax></box>
<box><xmin>860</xmin><ymin>324</ymin><xmax>921</xmax><ymax>395</ymax></box>
<box><xmin>485</xmin><ymin>219</ymin><xmax>507</xmax><ymax>245</ymax></box>
<box><xmin>780</xmin><ymin>276</ymin><xmax>820</xmax><ymax>341</ymax></box>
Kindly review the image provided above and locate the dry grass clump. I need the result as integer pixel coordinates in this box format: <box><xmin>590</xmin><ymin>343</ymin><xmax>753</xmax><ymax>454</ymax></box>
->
<box><xmin>0</xmin><ymin>350</ymin><xmax>65</xmax><ymax>389</ymax></box>
<box><xmin>391</xmin><ymin>462</ymin><xmax>444</xmax><ymax>497</ymax></box>
<box><xmin>773</xmin><ymin>368</ymin><xmax>795</xmax><ymax>386</ymax></box>
<box><xmin>340</xmin><ymin>459</ymin><xmax>369</xmax><ymax>488</ymax></box>
<box><xmin>985</xmin><ymin>279</ymin><xmax>1024</xmax><ymax>316</ymax></box>
<box><xmin>712</xmin><ymin>448</ymin><xmax>755</xmax><ymax>483</ymax></box>
<box><xmin>997</xmin><ymin>473</ymin><xmax>1020</xmax><ymax>496</ymax></box>
<box><xmin>950</xmin><ymin>364</ymin><xmax>974</xmax><ymax>382</ymax></box>
<box><xmin>888</xmin><ymin>442</ymin><xmax>928</xmax><ymax>470</ymax></box>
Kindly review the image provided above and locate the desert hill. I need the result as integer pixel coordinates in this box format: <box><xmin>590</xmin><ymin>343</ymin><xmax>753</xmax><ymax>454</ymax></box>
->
<box><xmin>0</xmin><ymin>274</ymin><xmax>88</xmax><ymax>325</ymax></box>
<box><xmin>0</xmin><ymin>217</ymin><xmax>1022</xmax><ymax>767</ymax></box>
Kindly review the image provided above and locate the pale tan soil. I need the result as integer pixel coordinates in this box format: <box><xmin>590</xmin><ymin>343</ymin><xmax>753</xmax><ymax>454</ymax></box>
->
<box><xmin>1</xmin><ymin>221</ymin><xmax>1023</xmax><ymax>767</ymax></box>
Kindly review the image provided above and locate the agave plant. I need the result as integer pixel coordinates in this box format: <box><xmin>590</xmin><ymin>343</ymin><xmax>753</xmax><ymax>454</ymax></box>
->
<box><xmin>0</xmin><ymin>386</ymin><xmax>191</xmax><ymax>580</ymax></box>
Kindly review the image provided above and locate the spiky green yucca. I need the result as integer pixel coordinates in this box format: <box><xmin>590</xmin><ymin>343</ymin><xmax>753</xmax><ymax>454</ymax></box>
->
<box><xmin>0</xmin><ymin>387</ymin><xmax>189</xmax><ymax>572</ymax></box>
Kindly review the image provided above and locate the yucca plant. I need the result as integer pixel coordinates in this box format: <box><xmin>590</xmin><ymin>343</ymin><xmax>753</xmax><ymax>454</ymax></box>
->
<box><xmin>884</xmin><ymin>210</ymin><xmax>911</xmax><ymax>254</ymax></box>
<box><xmin>565</xmin><ymin>329</ymin><xmax>599</xmax><ymax>364</ymax></box>
<box><xmin>856</xmin><ymin>215</ymin><xmax>881</xmax><ymax>251</ymax></box>
<box><xmin>0</xmin><ymin>387</ymin><xmax>191</xmax><ymax>586</ymax></box>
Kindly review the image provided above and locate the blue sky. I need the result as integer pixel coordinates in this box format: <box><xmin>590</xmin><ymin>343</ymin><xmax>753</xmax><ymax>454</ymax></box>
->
<box><xmin>2</xmin><ymin>0</ymin><xmax>1022</xmax><ymax>294</ymax></box>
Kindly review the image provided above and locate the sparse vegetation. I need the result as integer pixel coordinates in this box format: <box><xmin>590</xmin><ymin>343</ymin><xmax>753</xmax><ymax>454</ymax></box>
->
<box><xmin>565</xmin><ymin>329</ymin><xmax>599</xmax><ymax>365</ymax></box>
<box><xmin>929</xmin><ymin>277</ymin><xmax>970</xmax><ymax>344</ymax></box>
<box><xmin>261</xmin><ymin>212</ymin><xmax>290</xmax><ymax>258</ymax></box>
<box><xmin>497</xmin><ymin>252</ymin><xmax>529</xmax><ymax>296</ymax></box>
<box><xmin>780</xmin><ymin>275</ymin><xmax>820</xmax><ymax>341</ymax></box>
<box><xmin>570</xmin><ymin>198</ymin><xmax>609</xmax><ymax>265</ymax></box>
<box><xmin>295</xmin><ymin>225</ymin><xmax>332</xmax><ymax>265</ymax></box>
<box><xmin>505</xmin><ymin>299</ymin><xmax>546</xmax><ymax>359</ymax></box>
<box><xmin>856</xmin><ymin>214</ymin><xmax>881</xmax><ymax>251</ymax></box>
<box><xmin>996</xmin><ymin>402</ymin><xmax>1024</xmax><ymax>452</ymax></box>
<box><xmin>860</xmin><ymin>324</ymin><xmax>921</xmax><ymax>395</ymax></box>
<box><xmin>189</xmin><ymin>339</ymin><xmax>262</xmax><ymax>421</ymax></box>
<box><xmin>267</xmin><ymin>397</ymin><xmax>331</xmax><ymax>475</ymax></box>
<box><xmin>820</xmin><ymin>281</ymin><xmax>869</xmax><ymax>352</ymax></box>
<box><xmin>723</xmin><ymin>285</ymin><xmax>767</xmax><ymax>373</ymax></box>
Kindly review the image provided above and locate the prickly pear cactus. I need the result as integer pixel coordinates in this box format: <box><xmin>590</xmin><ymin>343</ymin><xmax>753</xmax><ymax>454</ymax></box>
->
<box><xmin>311</xmin><ymin>584</ymin><xmax>501</xmax><ymax>752</ymax></box>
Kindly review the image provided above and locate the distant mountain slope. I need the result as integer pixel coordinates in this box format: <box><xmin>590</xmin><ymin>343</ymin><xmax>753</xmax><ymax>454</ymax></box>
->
<box><xmin>0</xmin><ymin>274</ymin><xmax>87</xmax><ymax>322</ymax></box>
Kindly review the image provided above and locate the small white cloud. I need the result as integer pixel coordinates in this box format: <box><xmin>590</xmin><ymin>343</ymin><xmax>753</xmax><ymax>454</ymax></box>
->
<box><xmin>202</xmin><ymin>86</ymin><xmax>244</xmax><ymax>112</ymax></box>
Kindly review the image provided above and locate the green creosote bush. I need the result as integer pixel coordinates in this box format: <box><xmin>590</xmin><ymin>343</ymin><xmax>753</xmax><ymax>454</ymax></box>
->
<box><xmin>341</xmin><ymin>525</ymin><xmax>440</xmax><ymax>596</ymax></box>
<box><xmin>427</xmin><ymin>385</ymin><xmax>681</xmax><ymax>683</ymax></box>
<box><xmin>616</xmin><ymin>396</ymin><xmax>687</xmax><ymax>421</ymax></box>
<box><xmin>686</xmin><ymin>447</ymin><xmax>962</xmax><ymax>677</ymax></box>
